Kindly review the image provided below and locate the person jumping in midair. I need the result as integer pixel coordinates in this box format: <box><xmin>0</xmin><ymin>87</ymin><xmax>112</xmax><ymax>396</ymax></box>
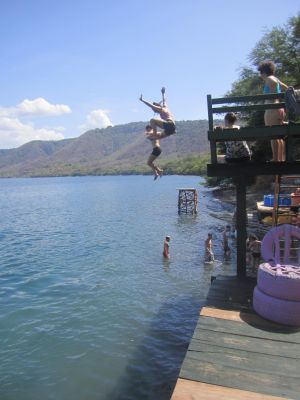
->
<box><xmin>139</xmin><ymin>87</ymin><xmax>176</xmax><ymax>139</ymax></box>
<box><xmin>145</xmin><ymin>125</ymin><xmax>163</xmax><ymax>180</ymax></box>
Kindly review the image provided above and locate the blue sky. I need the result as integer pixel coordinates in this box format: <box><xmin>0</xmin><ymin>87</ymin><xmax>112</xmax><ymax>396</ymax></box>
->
<box><xmin>0</xmin><ymin>0</ymin><xmax>299</xmax><ymax>149</ymax></box>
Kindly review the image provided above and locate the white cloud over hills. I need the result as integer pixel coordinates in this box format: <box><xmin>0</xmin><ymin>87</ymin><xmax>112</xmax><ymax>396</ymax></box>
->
<box><xmin>79</xmin><ymin>109</ymin><xmax>113</xmax><ymax>132</ymax></box>
<box><xmin>0</xmin><ymin>98</ymin><xmax>70</xmax><ymax>149</ymax></box>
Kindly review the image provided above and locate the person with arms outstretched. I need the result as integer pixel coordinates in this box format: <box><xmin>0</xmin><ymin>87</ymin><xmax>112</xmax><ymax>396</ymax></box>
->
<box><xmin>139</xmin><ymin>87</ymin><xmax>176</xmax><ymax>138</ymax></box>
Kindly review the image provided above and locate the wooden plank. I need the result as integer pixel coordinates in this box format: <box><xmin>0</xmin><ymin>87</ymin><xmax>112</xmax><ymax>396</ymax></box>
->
<box><xmin>207</xmin><ymin>161</ymin><xmax>300</xmax><ymax>177</ymax></box>
<box><xmin>194</xmin><ymin>316</ymin><xmax>300</xmax><ymax>343</ymax></box>
<box><xmin>212</xmin><ymin>103</ymin><xmax>285</xmax><ymax>114</ymax></box>
<box><xmin>189</xmin><ymin>327</ymin><xmax>299</xmax><ymax>359</ymax></box>
<box><xmin>211</xmin><ymin>93</ymin><xmax>285</xmax><ymax>104</ymax></box>
<box><xmin>171</xmin><ymin>379</ymin><xmax>289</xmax><ymax>400</ymax></box>
<box><xmin>201</xmin><ymin>307</ymin><xmax>257</xmax><ymax>321</ymax></box>
<box><xmin>208</xmin><ymin>125</ymin><xmax>300</xmax><ymax>141</ymax></box>
<box><xmin>179</xmin><ymin>358</ymin><xmax>298</xmax><ymax>399</ymax></box>
<box><xmin>184</xmin><ymin>342</ymin><xmax>300</xmax><ymax>376</ymax></box>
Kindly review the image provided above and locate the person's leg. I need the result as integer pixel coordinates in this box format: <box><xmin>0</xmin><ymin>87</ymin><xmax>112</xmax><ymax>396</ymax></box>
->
<box><xmin>147</xmin><ymin>153</ymin><xmax>163</xmax><ymax>178</ymax></box>
<box><xmin>147</xmin><ymin>154</ymin><xmax>158</xmax><ymax>176</ymax></box>
<box><xmin>150</xmin><ymin>118</ymin><xmax>164</xmax><ymax>136</ymax></box>
<box><xmin>265</xmin><ymin>110</ymin><xmax>286</xmax><ymax>161</ymax></box>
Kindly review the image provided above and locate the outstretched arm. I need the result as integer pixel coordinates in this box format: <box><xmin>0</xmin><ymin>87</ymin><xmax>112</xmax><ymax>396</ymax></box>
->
<box><xmin>139</xmin><ymin>94</ymin><xmax>161</xmax><ymax>112</ymax></box>
<box><xmin>161</xmin><ymin>87</ymin><xmax>166</xmax><ymax>107</ymax></box>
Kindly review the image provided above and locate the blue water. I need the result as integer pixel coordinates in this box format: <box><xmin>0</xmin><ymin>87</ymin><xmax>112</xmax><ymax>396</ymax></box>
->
<box><xmin>0</xmin><ymin>176</ymin><xmax>235</xmax><ymax>400</ymax></box>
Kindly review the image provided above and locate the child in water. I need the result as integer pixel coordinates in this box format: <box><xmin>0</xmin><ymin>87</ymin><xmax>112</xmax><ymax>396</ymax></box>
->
<box><xmin>248</xmin><ymin>234</ymin><xmax>261</xmax><ymax>273</ymax></box>
<box><xmin>163</xmin><ymin>236</ymin><xmax>171</xmax><ymax>259</ymax></box>
<box><xmin>205</xmin><ymin>233</ymin><xmax>214</xmax><ymax>262</ymax></box>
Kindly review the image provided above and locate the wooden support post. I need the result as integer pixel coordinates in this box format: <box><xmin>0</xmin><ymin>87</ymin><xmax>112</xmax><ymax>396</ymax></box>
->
<box><xmin>236</xmin><ymin>179</ymin><xmax>247</xmax><ymax>277</ymax></box>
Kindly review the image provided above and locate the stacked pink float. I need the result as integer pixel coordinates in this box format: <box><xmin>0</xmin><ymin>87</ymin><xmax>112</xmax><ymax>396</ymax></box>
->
<box><xmin>253</xmin><ymin>224</ymin><xmax>300</xmax><ymax>326</ymax></box>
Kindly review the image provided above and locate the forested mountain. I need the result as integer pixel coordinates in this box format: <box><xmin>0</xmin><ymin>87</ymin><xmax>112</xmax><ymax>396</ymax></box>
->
<box><xmin>0</xmin><ymin>120</ymin><xmax>210</xmax><ymax>177</ymax></box>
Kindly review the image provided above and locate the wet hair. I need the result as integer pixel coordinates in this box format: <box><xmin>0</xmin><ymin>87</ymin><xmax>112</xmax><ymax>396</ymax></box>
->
<box><xmin>165</xmin><ymin>236</ymin><xmax>171</xmax><ymax>241</ymax></box>
<box><xmin>145</xmin><ymin>125</ymin><xmax>152</xmax><ymax>131</ymax></box>
<box><xmin>224</xmin><ymin>112</ymin><xmax>237</xmax><ymax>124</ymax></box>
<box><xmin>258</xmin><ymin>60</ymin><xmax>276</xmax><ymax>76</ymax></box>
<box><xmin>208</xmin><ymin>233</ymin><xmax>212</xmax><ymax>238</ymax></box>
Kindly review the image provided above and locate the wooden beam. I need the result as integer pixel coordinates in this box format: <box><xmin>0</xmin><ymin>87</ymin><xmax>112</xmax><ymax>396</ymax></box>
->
<box><xmin>211</xmin><ymin>93</ymin><xmax>284</xmax><ymax>104</ymax></box>
<box><xmin>207</xmin><ymin>161</ymin><xmax>300</xmax><ymax>177</ymax></box>
<box><xmin>212</xmin><ymin>103</ymin><xmax>285</xmax><ymax>114</ymax></box>
<box><xmin>236</xmin><ymin>179</ymin><xmax>247</xmax><ymax>277</ymax></box>
<box><xmin>171</xmin><ymin>379</ymin><xmax>288</xmax><ymax>400</ymax></box>
<box><xmin>208</xmin><ymin>124</ymin><xmax>300</xmax><ymax>141</ymax></box>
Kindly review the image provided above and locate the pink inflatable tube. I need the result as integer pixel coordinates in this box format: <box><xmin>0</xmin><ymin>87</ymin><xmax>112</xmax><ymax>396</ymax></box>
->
<box><xmin>253</xmin><ymin>286</ymin><xmax>300</xmax><ymax>326</ymax></box>
<box><xmin>257</xmin><ymin>263</ymin><xmax>300</xmax><ymax>301</ymax></box>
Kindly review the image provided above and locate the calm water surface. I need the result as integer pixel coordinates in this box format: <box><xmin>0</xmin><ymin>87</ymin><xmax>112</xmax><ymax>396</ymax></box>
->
<box><xmin>0</xmin><ymin>176</ymin><xmax>235</xmax><ymax>400</ymax></box>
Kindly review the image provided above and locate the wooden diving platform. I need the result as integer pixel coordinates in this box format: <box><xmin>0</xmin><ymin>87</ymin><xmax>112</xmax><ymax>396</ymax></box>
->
<box><xmin>171</xmin><ymin>276</ymin><xmax>300</xmax><ymax>400</ymax></box>
<box><xmin>206</xmin><ymin>92</ymin><xmax>300</xmax><ymax>277</ymax></box>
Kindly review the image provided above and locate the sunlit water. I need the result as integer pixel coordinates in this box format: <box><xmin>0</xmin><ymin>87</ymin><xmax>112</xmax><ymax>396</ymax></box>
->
<box><xmin>0</xmin><ymin>176</ymin><xmax>235</xmax><ymax>400</ymax></box>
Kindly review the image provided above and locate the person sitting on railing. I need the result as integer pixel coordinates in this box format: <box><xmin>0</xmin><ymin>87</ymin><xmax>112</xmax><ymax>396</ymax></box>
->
<box><xmin>258</xmin><ymin>60</ymin><xmax>288</xmax><ymax>162</ymax></box>
<box><xmin>221</xmin><ymin>112</ymin><xmax>251</xmax><ymax>163</ymax></box>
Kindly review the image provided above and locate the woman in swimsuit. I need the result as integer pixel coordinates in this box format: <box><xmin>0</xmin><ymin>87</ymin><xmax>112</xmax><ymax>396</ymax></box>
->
<box><xmin>145</xmin><ymin>125</ymin><xmax>163</xmax><ymax>180</ymax></box>
<box><xmin>139</xmin><ymin>87</ymin><xmax>176</xmax><ymax>139</ymax></box>
<box><xmin>258</xmin><ymin>60</ymin><xmax>288</xmax><ymax>162</ymax></box>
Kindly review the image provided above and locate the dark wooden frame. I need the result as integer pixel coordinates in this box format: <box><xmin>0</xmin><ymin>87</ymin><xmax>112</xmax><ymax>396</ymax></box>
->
<box><xmin>206</xmin><ymin>93</ymin><xmax>300</xmax><ymax>277</ymax></box>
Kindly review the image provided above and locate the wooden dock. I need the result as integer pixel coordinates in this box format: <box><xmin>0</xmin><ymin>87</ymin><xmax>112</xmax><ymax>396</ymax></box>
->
<box><xmin>171</xmin><ymin>276</ymin><xmax>300</xmax><ymax>400</ymax></box>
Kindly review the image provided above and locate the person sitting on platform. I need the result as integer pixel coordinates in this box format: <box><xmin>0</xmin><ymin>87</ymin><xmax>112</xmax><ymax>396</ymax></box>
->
<box><xmin>222</xmin><ymin>112</ymin><xmax>251</xmax><ymax>163</ymax></box>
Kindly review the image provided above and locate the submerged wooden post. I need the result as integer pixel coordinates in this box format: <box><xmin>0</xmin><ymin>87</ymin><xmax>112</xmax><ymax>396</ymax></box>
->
<box><xmin>177</xmin><ymin>188</ymin><xmax>198</xmax><ymax>215</ymax></box>
<box><xmin>236</xmin><ymin>179</ymin><xmax>247</xmax><ymax>277</ymax></box>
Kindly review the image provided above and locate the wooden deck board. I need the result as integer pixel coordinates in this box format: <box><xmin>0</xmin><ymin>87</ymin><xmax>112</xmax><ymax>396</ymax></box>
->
<box><xmin>171</xmin><ymin>379</ymin><xmax>290</xmax><ymax>400</ymax></box>
<box><xmin>171</xmin><ymin>276</ymin><xmax>300</xmax><ymax>400</ymax></box>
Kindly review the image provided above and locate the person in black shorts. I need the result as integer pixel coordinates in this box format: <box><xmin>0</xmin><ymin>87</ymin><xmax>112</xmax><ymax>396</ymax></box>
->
<box><xmin>145</xmin><ymin>125</ymin><xmax>163</xmax><ymax>180</ymax></box>
<box><xmin>139</xmin><ymin>87</ymin><xmax>176</xmax><ymax>139</ymax></box>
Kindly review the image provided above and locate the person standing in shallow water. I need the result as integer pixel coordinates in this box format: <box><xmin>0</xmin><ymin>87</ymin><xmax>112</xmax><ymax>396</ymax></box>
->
<box><xmin>205</xmin><ymin>233</ymin><xmax>214</xmax><ymax>262</ymax></box>
<box><xmin>258</xmin><ymin>60</ymin><xmax>288</xmax><ymax>162</ymax></box>
<box><xmin>163</xmin><ymin>236</ymin><xmax>171</xmax><ymax>259</ymax></box>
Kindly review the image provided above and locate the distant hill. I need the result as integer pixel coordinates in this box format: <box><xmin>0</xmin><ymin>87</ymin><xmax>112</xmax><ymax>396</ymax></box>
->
<box><xmin>0</xmin><ymin>120</ymin><xmax>211</xmax><ymax>177</ymax></box>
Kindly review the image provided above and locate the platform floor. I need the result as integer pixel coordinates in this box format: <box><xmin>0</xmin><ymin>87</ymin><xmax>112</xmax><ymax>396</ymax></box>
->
<box><xmin>171</xmin><ymin>276</ymin><xmax>300</xmax><ymax>400</ymax></box>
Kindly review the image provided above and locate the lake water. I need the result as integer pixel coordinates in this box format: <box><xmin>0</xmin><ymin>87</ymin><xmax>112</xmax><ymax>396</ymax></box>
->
<box><xmin>0</xmin><ymin>175</ymin><xmax>235</xmax><ymax>400</ymax></box>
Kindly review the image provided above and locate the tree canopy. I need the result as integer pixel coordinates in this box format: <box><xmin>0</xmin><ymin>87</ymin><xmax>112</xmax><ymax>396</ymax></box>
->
<box><xmin>229</xmin><ymin>13</ymin><xmax>300</xmax><ymax>97</ymax></box>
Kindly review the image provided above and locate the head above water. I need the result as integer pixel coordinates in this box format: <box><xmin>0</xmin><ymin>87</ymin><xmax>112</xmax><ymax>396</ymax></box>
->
<box><xmin>145</xmin><ymin>125</ymin><xmax>152</xmax><ymax>131</ymax></box>
<box><xmin>165</xmin><ymin>236</ymin><xmax>171</xmax><ymax>241</ymax></box>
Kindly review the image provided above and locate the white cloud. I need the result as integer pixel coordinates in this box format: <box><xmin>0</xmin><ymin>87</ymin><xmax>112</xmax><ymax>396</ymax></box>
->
<box><xmin>79</xmin><ymin>109</ymin><xmax>113</xmax><ymax>132</ymax></box>
<box><xmin>0</xmin><ymin>97</ymin><xmax>71</xmax><ymax>118</ymax></box>
<box><xmin>0</xmin><ymin>97</ymin><xmax>71</xmax><ymax>148</ymax></box>
<box><xmin>0</xmin><ymin>117</ymin><xmax>65</xmax><ymax>149</ymax></box>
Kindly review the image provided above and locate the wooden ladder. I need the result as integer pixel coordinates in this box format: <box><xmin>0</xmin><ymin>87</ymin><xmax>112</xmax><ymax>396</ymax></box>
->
<box><xmin>272</xmin><ymin>175</ymin><xmax>300</xmax><ymax>226</ymax></box>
